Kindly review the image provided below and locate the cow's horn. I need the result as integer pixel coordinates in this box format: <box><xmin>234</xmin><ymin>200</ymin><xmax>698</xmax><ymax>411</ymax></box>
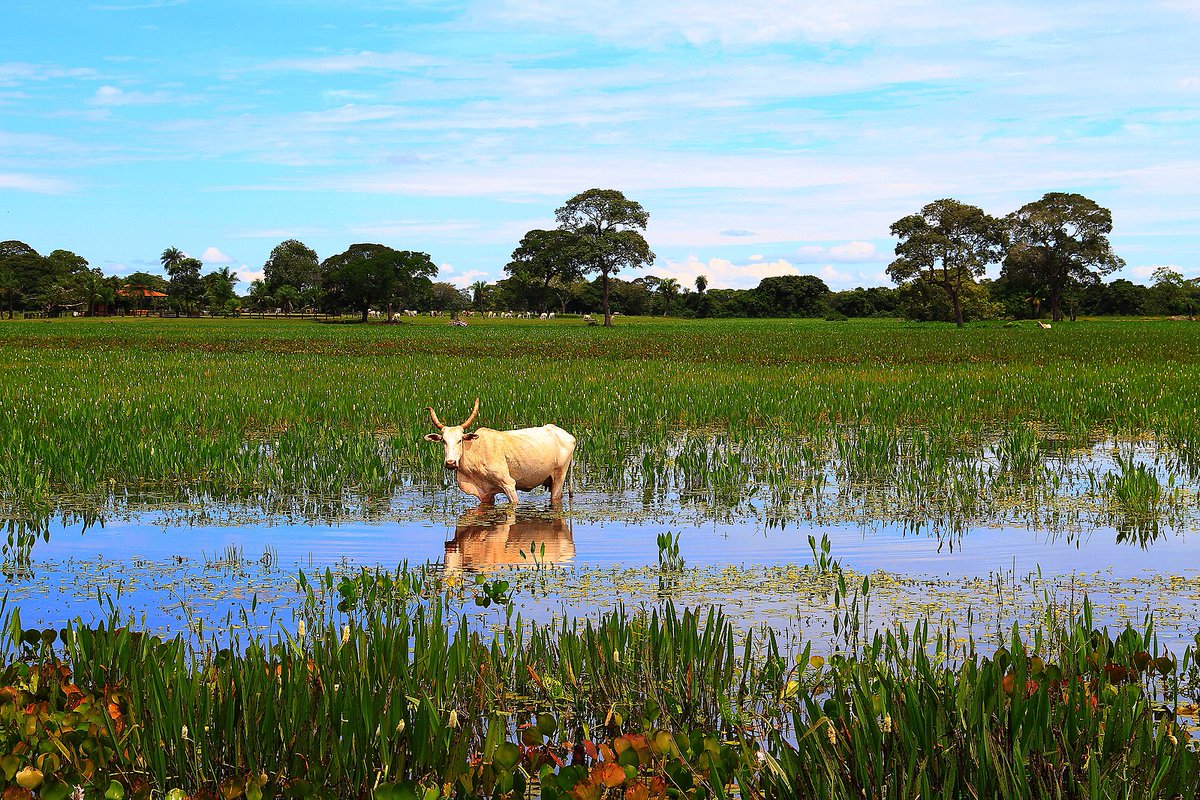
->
<box><xmin>461</xmin><ymin>397</ymin><xmax>480</xmax><ymax>429</ymax></box>
<box><xmin>426</xmin><ymin>406</ymin><xmax>445</xmax><ymax>430</ymax></box>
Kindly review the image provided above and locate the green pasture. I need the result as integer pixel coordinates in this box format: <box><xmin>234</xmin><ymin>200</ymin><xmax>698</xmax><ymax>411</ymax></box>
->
<box><xmin>1</xmin><ymin>316</ymin><xmax>1198</xmax><ymax>529</ymax></box>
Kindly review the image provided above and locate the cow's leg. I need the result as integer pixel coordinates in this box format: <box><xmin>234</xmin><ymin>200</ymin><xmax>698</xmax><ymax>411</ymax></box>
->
<box><xmin>549</xmin><ymin>468</ymin><xmax>566</xmax><ymax>504</ymax></box>
<box><xmin>501</xmin><ymin>479</ymin><xmax>520</xmax><ymax>507</ymax></box>
<box><xmin>457</xmin><ymin>476</ymin><xmax>494</xmax><ymax>506</ymax></box>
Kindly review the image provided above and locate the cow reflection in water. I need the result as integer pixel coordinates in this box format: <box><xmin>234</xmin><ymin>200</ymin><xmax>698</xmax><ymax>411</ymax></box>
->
<box><xmin>444</xmin><ymin>507</ymin><xmax>575</xmax><ymax>573</ymax></box>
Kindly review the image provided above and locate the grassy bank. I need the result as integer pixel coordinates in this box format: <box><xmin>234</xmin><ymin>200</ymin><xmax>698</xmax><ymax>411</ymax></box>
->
<box><xmin>0</xmin><ymin>566</ymin><xmax>1197</xmax><ymax>798</ymax></box>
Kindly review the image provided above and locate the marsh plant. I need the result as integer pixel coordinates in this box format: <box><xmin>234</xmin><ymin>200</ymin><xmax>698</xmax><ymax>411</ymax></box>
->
<box><xmin>2</xmin><ymin>318</ymin><xmax>1200</xmax><ymax>535</ymax></box>
<box><xmin>0</xmin><ymin>570</ymin><xmax>1195</xmax><ymax>798</ymax></box>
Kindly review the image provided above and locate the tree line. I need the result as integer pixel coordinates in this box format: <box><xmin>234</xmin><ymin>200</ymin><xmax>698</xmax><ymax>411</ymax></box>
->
<box><xmin>2</xmin><ymin>189</ymin><xmax>1195</xmax><ymax>323</ymax></box>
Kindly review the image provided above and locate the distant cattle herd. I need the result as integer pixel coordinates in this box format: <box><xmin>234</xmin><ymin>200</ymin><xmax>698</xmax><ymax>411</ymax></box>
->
<box><xmin>361</xmin><ymin>309</ymin><xmax>608</xmax><ymax>323</ymax></box>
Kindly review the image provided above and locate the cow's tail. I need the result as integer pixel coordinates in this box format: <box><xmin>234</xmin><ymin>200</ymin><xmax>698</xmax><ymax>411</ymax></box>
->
<box><xmin>567</xmin><ymin>448</ymin><xmax>576</xmax><ymax>504</ymax></box>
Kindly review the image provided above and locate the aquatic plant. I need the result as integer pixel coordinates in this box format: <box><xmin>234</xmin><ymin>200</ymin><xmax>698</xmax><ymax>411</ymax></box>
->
<box><xmin>2</xmin><ymin>317</ymin><xmax>1199</xmax><ymax>534</ymax></box>
<box><xmin>0</xmin><ymin>570</ymin><xmax>1194</xmax><ymax>798</ymax></box>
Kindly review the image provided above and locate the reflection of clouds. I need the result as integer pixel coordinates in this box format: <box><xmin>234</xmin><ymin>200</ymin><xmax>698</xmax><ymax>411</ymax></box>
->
<box><xmin>444</xmin><ymin>507</ymin><xmax>574</xmax><ymax>573</ymax></box>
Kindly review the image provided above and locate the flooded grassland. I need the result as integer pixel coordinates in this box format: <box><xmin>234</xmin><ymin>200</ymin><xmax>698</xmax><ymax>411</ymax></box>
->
<box><xmin>1</xmin><ymin>316</ymin><xmax>1199</xmax><ymax>646</ymax></box>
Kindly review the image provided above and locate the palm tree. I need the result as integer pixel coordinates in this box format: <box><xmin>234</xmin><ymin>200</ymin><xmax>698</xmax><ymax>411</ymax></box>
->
<box><xmin>695</xmin><ymin>274</ymin><xmax>708</xmax><ymax>294</ymax></box>
<box><xmin>248</xmin><ymin>280</ymin><xmax>274</xmax><ymax>317</ymax></box>
<box><xmin>470</xmin><ymin>280</ymin><xmax>490</xmax><ymax>312</ymax></box>
<box><xmin>160</xmin><ymin>247</ymin><xmax>185</xmax><ymax>275</ymax></box>
<box><xmin>659</xmin><ymin>278</ymin><xmax>680</xmax><ymax>316</ymax></box>
<box><xmin>275</xmin><ymin>285</ymin><xmax>299</xmax><ymax>315</ymax></box>
<box><xmin>76</xmin><ymin>268</ymin><xmax>109</xmax><ymax>316</ymax></box>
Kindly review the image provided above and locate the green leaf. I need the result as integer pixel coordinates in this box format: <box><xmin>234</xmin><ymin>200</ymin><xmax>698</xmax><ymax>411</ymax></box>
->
<box><xmin>374</xmin><ymin>782</ymin><xmax>419</xmax><ymax>800</ymax></box>
<box><xmin>494</xmin><ymin>741</ymin><xmax>522</xmax><ymax>771</ymax></box>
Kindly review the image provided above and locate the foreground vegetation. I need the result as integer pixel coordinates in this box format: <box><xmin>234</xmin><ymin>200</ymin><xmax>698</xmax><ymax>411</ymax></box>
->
<box><xmin>2</xmin><ymin>317</ymin><xmax>1199</xmax><ymax>538</ymax></box>
<box><xmin>0</xmin><ymin>565</ymin><xmax>1197</xmax><ymax>799</ymax></box>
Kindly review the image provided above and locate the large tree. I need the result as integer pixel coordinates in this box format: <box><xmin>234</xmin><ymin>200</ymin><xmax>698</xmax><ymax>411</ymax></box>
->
<box><xmin>160</xmin><ymin>247</ymin><xmax>185</xmax><ymax>273</ymax></box>
<box><xmin>430</xmin><ymin>282</ymin><xmax>470</xmax><ymax>314</ymax></box>
<box><xmin>247</xmin><ymin>280</ymin><xmax>274</xmax><ymax>316</ymax></box>
<box><xmin>753</xmin><ymin>274</ymin><xmax>831</xmax><ymax>317</ymax></box>
<box><xmin>888</xmin><ymin>198</ymin><xmax>1007</xmax><ymax>328</ymax></box>
<box><xmin>264</xmin><ymin>239</ymin><xmax>321</xmax><ymax>294</ymax></box>
<box><xmin>166</xmin><ymin>256</ymin><xmax>204</xmax><ymax>314</ymax></box>
<box><xmin>470</xmin><ymin>280</ymin><xmax>490</xmax><ymax>312</ymax></box>
<box><xmin>0</xmin><ymin>265</ymin><xmax>20</xmax><ymax>318</ymax></box>
<box><xmin>321</xmin><ymin>244</ymin><xmax>437</xmax><ymax>322</ymax></box>
<box><xmin>386</xmin><ymin>251</ymin><xmax>437</xmax><ymax>317</ymax></box>
<box><xmin>0</xmin><ymin>241</ymin><xmax>47</xmax><ymax>312</ymax></box>
<box><xmin>505</xmin><ymin>228</ymin><xmax>586</xmax><ymax>313</ymax></box>
<box><xmin>73</xmin><ymin>267</ymin><xmax>114</xmax><ymax>316</ymax></box>
<box><xmin>1002</xmin><ymin>192</ymin><xmax>1124</xmax><ymax>322</ymax></box>
<box><xmin>555</xmin><ymin>189</ymin><xmax>655</xmax><ymax>326</ymax></box>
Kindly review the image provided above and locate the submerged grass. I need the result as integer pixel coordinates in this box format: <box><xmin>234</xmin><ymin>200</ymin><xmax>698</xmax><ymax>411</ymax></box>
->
<box><xmin>2</xmin><ymin>317</ymin><xmax>1200</xmax><ymax>533</ymax></box>
<box><xmin>0</xmin><ymin>567</ymin><xmax>1198</xmax><ymax>798</ymax></box>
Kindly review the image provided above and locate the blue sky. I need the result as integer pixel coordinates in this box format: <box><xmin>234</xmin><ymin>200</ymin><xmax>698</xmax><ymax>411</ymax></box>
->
<box><xmin>2</xmin><ymin>0</ymin><xmax>1198</xmax><ymax>293</ymax></box>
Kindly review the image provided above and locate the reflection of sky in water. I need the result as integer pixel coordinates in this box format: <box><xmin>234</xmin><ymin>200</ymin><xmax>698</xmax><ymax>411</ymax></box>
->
<box><xmin>29</xmin><ymin>505</ymin><xmax>1195</xmax><ymax>579</ymax></box>
<box><xmin>2</xmin><ymin>494</ymin><xmax>1195</xmax><ymax>645</ymax></box>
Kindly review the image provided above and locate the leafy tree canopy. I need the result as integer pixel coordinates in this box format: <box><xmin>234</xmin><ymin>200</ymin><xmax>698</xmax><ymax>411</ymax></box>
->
<box><xmin>889</xmin><ymin>198</ymin><xmax>1007</xmax><ymax>327</ymax></box>
<box><xmin>753</xmin><ymin>275</ymin><xmax>831</xmax><ymax>317</ymax></box>
<box><xmin>321</xmin><ymin>244</ymin><xmax>437</xmax><ymax>322</ymax></box>
<box><xmin>1002</xmin><ymin>192</ymin><xmax>1124</xmax><ymax>321</ymax></box>
<box><xmin>555</xmin><ymin>188</ymin><xmax>654</xmax><ymax>326</ymax></box>
<box><xmin>264</xmin><ymin>239</ymin><xmax>321</xmax><ymax>294</ymax></box>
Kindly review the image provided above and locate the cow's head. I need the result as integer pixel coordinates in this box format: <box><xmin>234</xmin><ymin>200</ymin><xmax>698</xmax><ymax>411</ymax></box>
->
<box><xmin>424</xmin><ymin>398</ymin><xmax>480</xmax><ymax>470</ymax></box>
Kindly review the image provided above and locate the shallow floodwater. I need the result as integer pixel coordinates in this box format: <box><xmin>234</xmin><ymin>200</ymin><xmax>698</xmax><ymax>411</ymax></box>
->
<box><xmin>6</xmin><ymin>481</ymin><xmax>1200</xmax><ymax>652</ymax></box>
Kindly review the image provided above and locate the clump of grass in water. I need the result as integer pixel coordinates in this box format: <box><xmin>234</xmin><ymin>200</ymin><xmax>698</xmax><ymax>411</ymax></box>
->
<box><xmin>656</xmin><ymin>531</ymin><xmax>684</xmax><ymax>595</ymax></box>
<box><xmin>1104</xmin><ymin>453</ymin><xmax>1163</xmax><ymax>517</ymax></box>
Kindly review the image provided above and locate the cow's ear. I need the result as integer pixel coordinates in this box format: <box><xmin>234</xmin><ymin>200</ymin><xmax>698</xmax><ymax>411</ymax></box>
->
<box><xmin>462</xmin><ymin>432</ymin><xmax>479</xmax><ymax>440</ymax></box>
<box><xmin>424</xmin><ymin>433</ymin><xmax>443</xmax><ymax>442</ymax></box>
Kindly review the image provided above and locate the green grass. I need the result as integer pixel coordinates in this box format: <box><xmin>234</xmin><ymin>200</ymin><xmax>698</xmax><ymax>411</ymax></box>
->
<box><xmin>1</xmin><ymin>316</ymin><xmax>1199</xmax><ymax>533</ymax></box>
<box><xmin>1</xmin><ymin>566</ymin><xmax>1198</xmax><ymax>799</ymax></box>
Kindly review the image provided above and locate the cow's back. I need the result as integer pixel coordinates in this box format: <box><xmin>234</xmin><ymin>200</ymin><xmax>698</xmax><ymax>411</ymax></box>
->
<box><xmin>458</xmin><ymin>426</ymin><xmax>570</xmax><ymax>488</ymax></box>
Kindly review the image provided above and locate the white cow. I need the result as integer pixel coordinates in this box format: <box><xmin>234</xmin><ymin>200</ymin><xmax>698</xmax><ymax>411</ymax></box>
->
<box><xmin>424</xmin><ymin>399</ymin><xmax>575</xmax><ymax>506</ymax></box>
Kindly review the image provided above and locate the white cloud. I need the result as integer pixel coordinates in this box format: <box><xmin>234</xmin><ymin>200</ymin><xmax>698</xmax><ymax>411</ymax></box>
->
<box><xmin>794</xmin><ymin>241</ymin><xmax>882</xmax><ymax>263</ymax></box>
<box><xmin>257</xmin><ymin>51</ymin><xmax>439</xmax><ymax>75</ymax></box>
<box><xmin>646</xmin><ymin>256</ymin><xmax>801</xmax><ymax>290</ymax></box>
<box><xmin>0</xmin><ymin>62</ymin><xmax>97</xmax><ymax>87</ymax></box>
<box><xmin>0</xmin><ymin>172</ymin><xmax>72</xmax><ymax>193</ymax></box>
<box><xmin>1126</xmin><ymin>263</ymin><xmax>1199</xmax><ymax>282</ymax></box>
<box><xmin>234</xmin><ymin>265</ymin><xmax>265</xmax><ymax>292</ymax></box>
<box><xmin>479</xmin><ymin>0</ymin><xmax>1062</xmax><ymax>47</ymax></box>
<box><xmin>200</xmin><ymin>246</ymin><xmax>233</xmax><ymax>263</ymax></box>
<box><xmin>646</xmin><ymin>254</ymin><xmax>898</xmax><ymax>290</ymax></box>
<box><xmin>89</xmin><ymin>85</ymin><xmax>170</xmax><ymax>106</ymax></box>
<box><xmin>445</xmin><ymin>269</ymin><xmax>489</xmax><ymax>288</ymax></box>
